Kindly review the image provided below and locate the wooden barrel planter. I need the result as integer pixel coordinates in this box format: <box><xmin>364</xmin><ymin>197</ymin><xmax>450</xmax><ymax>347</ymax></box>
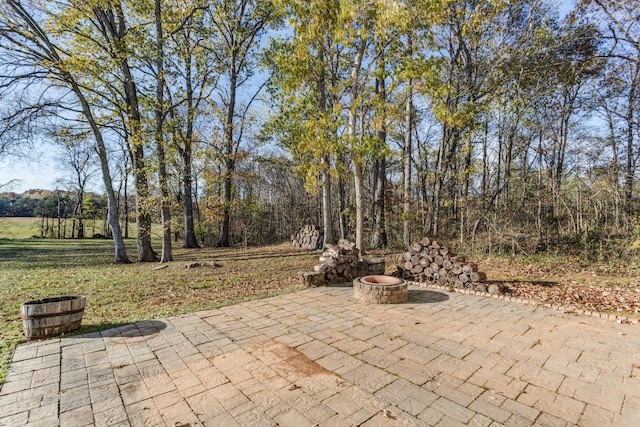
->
<box><xmin>21</xmin><ymin>296</ymin><xmax>86</xmax><ymax>340</ymax></box>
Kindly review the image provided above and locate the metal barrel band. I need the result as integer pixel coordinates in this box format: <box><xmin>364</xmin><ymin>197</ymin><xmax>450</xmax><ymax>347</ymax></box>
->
<box><xmin>21</xmin><ymin>307</ymin><xmax>86</xmax><ymax>320</ymax></box>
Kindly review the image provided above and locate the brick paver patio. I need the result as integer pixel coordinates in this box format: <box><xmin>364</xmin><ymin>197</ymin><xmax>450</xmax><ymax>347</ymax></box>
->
<box><xmin>2</xmin><ymin>284</ymin><xmax>640</xmax><ymax>426</ymax></box>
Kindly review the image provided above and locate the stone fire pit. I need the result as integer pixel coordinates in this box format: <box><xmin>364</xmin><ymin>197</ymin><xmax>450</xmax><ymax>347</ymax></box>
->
<box><xmin>353</xmin><ymin>275</ymin><xmax>408</xmax><ymax>304</ymax></box>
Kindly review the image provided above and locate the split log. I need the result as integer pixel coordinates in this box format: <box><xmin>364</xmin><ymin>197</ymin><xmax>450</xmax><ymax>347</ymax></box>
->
<box><xmin>314</xmin><ymin>264</ymin><xmax>332</xmax><ymax>273</ymax></box>
<box><xmin>298</xmin><ymin>271</ymin><xmax>326</xmax><ymax>287</ymax></box>
<box><xmin>470</xmin><ymin>271</ymin><xmax>487</xmax><ymax>282</ymax></box>
<box><xmin>488</xmin><ymin>283</ymin><xmax>506</xmax><ymax>295</ymax></box>
<box><xmin>292</xmin><ymin>225</ymin><xmax>324</xmax><ymax>250</ymax></box>
<box><xmin>324</xmin><ymin>244</ymin><xmax>339</xmax><ymax>257</ymax></box>
<box><xmin>462</xmin><ymin>263</ymin><xmax>478</xmax><ymax>275</ymax></box>
<box><xmin>392</xmin><ymin>236</ymin><xmax>488</xmax><ymax>288</ymax></box>
<box><xmin>475</xmin><ymin>283</ymin><xmax>488</xmax><ymax>293</ymax></box>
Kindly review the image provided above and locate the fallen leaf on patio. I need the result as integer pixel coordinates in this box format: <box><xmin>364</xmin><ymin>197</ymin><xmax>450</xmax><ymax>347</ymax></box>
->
<box><xmin>382</xmin><ymin>409</ymin><xmax>397</xmax><ymax>420</ymax></box>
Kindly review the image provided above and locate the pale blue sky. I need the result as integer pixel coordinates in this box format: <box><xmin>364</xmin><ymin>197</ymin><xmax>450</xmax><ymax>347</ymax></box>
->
<box><xmin>0</xmin><ymin>152</ymin><xmax>61</xmax><ymax>192</ymax></box>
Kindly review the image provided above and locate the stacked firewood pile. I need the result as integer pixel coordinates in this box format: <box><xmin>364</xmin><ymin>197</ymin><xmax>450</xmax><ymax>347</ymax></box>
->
<box><xmin>291</xmin><ymin>224</ymin><xmax>323</xmax><ymax>250</ymax></box>
<box><xmin>394</xmin><ymin>237</ymin><xmax>487</xmax><ymax>289</ymax></box>
<box><xmin>313</xmin><ymin>239</ymin><xmax>384</xmax><ymax>283</ymax></box>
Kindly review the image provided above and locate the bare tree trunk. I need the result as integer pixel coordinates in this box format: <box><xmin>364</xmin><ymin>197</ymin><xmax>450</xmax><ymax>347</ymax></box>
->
<box><xmin>371</xmin><ymin>157</ymin><xmax>387</xmax><ymax>248</ymax></box>
<box><xmin>624</xmin><ymin>72</ymin><xmax>637</xmax><ymax>218</ymax></box>
<box><xmin>352</xmin><ymin>158</ymin><xmax>365</xmax><ymax>251</ymax></box>
<box><xmin>371</xmin><ymin>70</ymin><xmax>387</xmax><ymax>249</ymax></box>
<box><xmin>403</xmin><ymin>34</ymin><xmax>415</xmax><ymax>244</ymax></box>
<box><xmin>338</xmin><ymin>172</ymin><xmax>347</xmax><ymax>240</ymax></box>
<box><xmin>349</xmin><ymin>38</ymin><xmax>366</xmax><ymax>253</ymax></box>
<box><xmin>218</xmin><ymin>58</ymin><xmax>236</xmax><ymax>248</ymax></box>
<box><xmin>83</xmin><ymin>98</ymin><xmax>128</xmax><ymax>262</ymax></box>
<box><xmin>219</xmin><ymin>159</ymin><xmax>233</xmax><ymax>247</ymax></box>
<box><xmin>123</xmin><ymin>171</ymin><xmax>129</xmax><ymax>239</ymax></box>
<box><xmin>403</xmin><ymin>84</ymin><xmax>413</xmax><ymax>246</ymax></box>
<box><xmin>318</xmin><ymin>47</ymin><xmax>333</xmax><ymax>246</ymax></box>
<box><xmin>155</xmin><ymin>0</ymin><xmax>172</xmax><ymax>262</ymax></box>
<box><xmin>536</xmin><ymin>129</ymin><xmax>545</xmax><ymax>251</ymax></box>
<box><xmin>322</xmin><ymin>168</ymin><xmax>334</xmax><ymax>244</ymax></box>
<box><xmin>461</xmin><ymin>135</ymin><xmax>472</xmax><ymax>242</ymax></box>
<box><xmin>322</xmin><ymin>159</ymin><xmax>333</xmax><ymax>245</ymax></box>
<box><xmin>131</xmin><ymin>126</ymin><xmax>155</xmax><ymax>260</ymax></box>
<box><xmin>182</xmin><ymin>144</ymin><xmax>199</xmax><ymax>248</ymax></box>
<box><xmin>77</xmin><ymin>190</ymin><xmax>85</xmax><ymax>239</ymax></box>
<box><xmin>481</xmin><ymin>122</ymin><xmax>489</xmax><ymax>210</ymax></box>
<box><xmin>181</xmin><ymin>60</ymin><xmax>200</xmax><ymax>249</ymax></box>
<box><xmin>56</xmin><ymin>190</ymin><xmax>61</xmax><ymax>239</ymax></box>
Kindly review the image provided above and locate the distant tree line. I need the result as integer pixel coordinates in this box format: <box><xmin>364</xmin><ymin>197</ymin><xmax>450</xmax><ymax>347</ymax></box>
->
<box><xmin>0</xmin><ymin>190</ymin><xmax>109</xmax><ymax>238</ymax></box>
<box><xmin>0</xmin><ymin>0</ymin><xmax>638</xmax><ymax>263</ymax></box>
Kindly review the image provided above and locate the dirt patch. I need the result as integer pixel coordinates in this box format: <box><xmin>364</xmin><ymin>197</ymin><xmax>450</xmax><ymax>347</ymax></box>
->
<box><xmin>250</xmin><ymin>339</ymin><xmax>337</xmax><ymax>380</ymax></box>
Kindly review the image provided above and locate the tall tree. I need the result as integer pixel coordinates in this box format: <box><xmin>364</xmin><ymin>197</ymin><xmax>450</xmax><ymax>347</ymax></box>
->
<box><xmin>167</xmin><ymin>4</ymin><xmax>215</xmax><ymax>250</ymax></box>
<box><xmin>370</xmin><ymin>49</ymin><xmax>388</xmax><ymax>249</ymax></box>
<box><xmin>54</xmin><ymin>131</ymin><xmax>97</xmax><ymax>239</ymax></box>
<box><xmin>403</xmin><ymin>67</ymin><xmax>413</xmax><ymax>246</ymax></box>
<box><xmin>426</xmin><ymin>1</ymin><xmax>505</xmax><ymax>237</ymax></box>
<box><xmin>267</xmin><ymin>0</ymin><xmax>345</xmax><ymax>246</ymax></box>
<box><xmin>344</xmin><ymin>1</ymin><xmax>371</xmax><ymax>253</ymax></box>
<box><xmin>154</xmin><ymin>0</ymin><xmax>173</xmax><ymax>262</ymax></box>
<box><xmin>91</xmin><ymin>2</ymin><xmax>157</xmax><ymax>261</ymax></box>
<box><xmin>580</xmin><ymin>0</ymin><xmax>639</xmax><ymax>217</ymax></box>
<box><xmin>0</xmin><ymin>0</ymin><xmax>130</xmax><ymax>262</ymax></box>
<box><xmin>207</xmin><ymin>0</ymin><xmax>275</xmax><ymax>247</ymax></box>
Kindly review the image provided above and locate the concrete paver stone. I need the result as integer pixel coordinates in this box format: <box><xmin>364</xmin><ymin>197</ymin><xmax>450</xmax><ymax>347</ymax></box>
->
<box><xmin>2</xmin><ymin>285</ymin><xmax>640</xmax><ymax>426</ymax></box>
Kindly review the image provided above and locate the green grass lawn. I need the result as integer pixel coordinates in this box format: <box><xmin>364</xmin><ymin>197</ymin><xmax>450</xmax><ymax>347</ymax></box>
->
<box><xmin>0</xmin><ymin>234</ymin><xmax>320</xmax><ymax>386</ymax></box>
<box><xmin>0</xmin><ymin>217</ymin><xmax>40</xmax><ymax>239</ymax></box>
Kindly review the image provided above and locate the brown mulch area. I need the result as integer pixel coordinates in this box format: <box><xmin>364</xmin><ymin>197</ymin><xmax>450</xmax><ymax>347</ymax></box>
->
<box><xmin>476</xmin><ymin>256</ymin><xmax>640</xmax><ymax>318</ymax></box>
<box><xmin>500</xmin><ymin>281</ymin><xmax>640</xmax><ymax>316</ymax></box>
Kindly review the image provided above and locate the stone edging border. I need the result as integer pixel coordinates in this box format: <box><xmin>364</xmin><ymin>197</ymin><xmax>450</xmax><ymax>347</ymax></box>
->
<box><xmin>406</xmin><ymin>280</ymin><xmax>640</xmax><ymax>325</ymax></box>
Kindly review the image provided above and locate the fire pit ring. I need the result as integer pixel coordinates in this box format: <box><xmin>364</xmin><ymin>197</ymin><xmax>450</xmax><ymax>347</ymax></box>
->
<box><xmin>353</xmin><ymin>275</ymin><xmax>408</xmax><ymax>304</ymax></box>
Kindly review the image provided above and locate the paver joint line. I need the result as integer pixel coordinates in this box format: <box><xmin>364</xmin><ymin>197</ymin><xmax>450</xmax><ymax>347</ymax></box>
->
<box><xmin>1</xmin><ymin>285</ymin><xmax>639</xmax><ymax>427</ymax></box>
